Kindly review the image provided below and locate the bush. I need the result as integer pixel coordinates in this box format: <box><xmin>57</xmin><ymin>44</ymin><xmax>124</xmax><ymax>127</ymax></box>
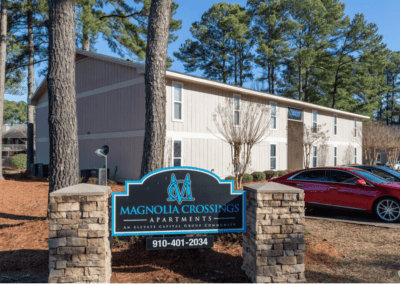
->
<box><xmin>252</xmin><ymin>172</ymin><xmax>266</xmax><ymax>181</ymax></box>
<box><xmin>242</xmin><ymin>174</ymin><xmax>253</xmax><ymax>183</ymax></box>
<box><xmin>11</xmin><ymin>154</ymin><xmax>27</xmax><ymax>169</ymax></box>
<box><xmin>225</xmin><ymin>176</ymin><xmax>236</xmax><ymax>181</ymax></box>
<box><xmin>264</xmin><ymin>171</ymin><xmax>277</xmax><ymax>179</ymax></box>
<box><xmin>277</xmin><ymin>171</ymin><xmax>286</xmax><ymax>177</ymax></box>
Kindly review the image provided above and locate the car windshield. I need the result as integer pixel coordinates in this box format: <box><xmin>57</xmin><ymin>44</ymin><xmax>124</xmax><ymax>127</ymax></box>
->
<box><xmin>350</xmin><ymin>170</ymin><xmax>389</xmax><ymax>184</ymax></box>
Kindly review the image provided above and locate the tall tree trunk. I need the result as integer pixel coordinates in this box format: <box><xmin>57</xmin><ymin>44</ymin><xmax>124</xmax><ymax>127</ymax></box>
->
<box><xmin>27</xmin><ymin>3</ymin><xmax>35</xmax><ymax>173</ymax></box>
<box><xmin>298</xmin><ymin>59</ymin><xmax>303</xmax><ymax>101</ymax></box>
<box><xmin>140</xmin><ymin>0</ymin><xmax>171</xmax><ymax>178</ymax></box>
<box><xmin>82</xmin><ymin>36</ymin><xmax>90</xmax><ymax>51</ymax></box>
<box><xmin>271</xmin><ymin>65</ymin><xmax>275</xmax><ymax>94</ymax></box>
<box><xmin>304</xmin><ymin>67</ymin><xmax>310</xmax><ymax>102</ymax></box>
<box><xmin>0</xmin><ymin>1</ymin><xmax>7</xmax><ymax>180</ymax></box>
<box><xmin>234</xmin><ymin>40</ymin><xmax>237</xmax><ymax>86</ymax></box>
<box><xmin>391</xmin><ymin>77</ymin><xmax>395</xmax><ymax>125</ymax></box>
<box><xmin>47</xmin><ymin>0</ymin><xmax>79</xmax><ymax>195</ymax></box>
<box><xmin>386</xmin><ymin>89</ymin><xmax>389</xmax><ymax>125</ymax></box>
<box><xmin>267</xmin><ymin>62</ymin><xmax>271</xmax><ymax>93</ymax></box>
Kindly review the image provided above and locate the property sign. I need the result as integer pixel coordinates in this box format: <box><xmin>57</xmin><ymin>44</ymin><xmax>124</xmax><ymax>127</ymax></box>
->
<box><xmin>112</xmin><ymin>167</ymin><xmax>246</xmax><ymax>236</ymax></box>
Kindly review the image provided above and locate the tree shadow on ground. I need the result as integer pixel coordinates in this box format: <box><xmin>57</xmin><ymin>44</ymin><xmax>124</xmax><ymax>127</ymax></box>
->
<box><xmin>0</xmin><ymin>213</ymin><xmax>46</xmax><ymax>222</ymax></box>
<box><xmin>111</xmin><ymin>236</ymin><xmax>250</xmax><ymax>283</ymax></box>
<box><xmin>0</xmin><ymin>222</ymin><xmax>26</xmax><ymax>230</ymax></box>
<box><xmin>0</xmin><ymin>249</ymin><xmax>48</xmax><ymax>283</ymax></box>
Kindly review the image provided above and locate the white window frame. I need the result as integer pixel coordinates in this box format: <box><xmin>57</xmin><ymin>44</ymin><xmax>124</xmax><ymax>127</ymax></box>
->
<box><xmin>354</xmin><ymin>119</ymin><xmax>357</xmax><ymax>137</ymax></box>
<box><xmin>172</xmin><ymin>138</ymin><xmax>183</xmax><ymax>167</ymax></box>
<box><xmin>270</xmin><ymin>102</ymin><xmax>277</xmax><ymax>130</ymax></box>
<box><xmin>270</xmin><ymin>143</ymin><xmax>277</xmax><ymax>170</ymax></box>
<box><xmin>172</xmin><ymin>82</ymin><xmax>184</xmax><ymax>122</ymax></box>
<box><xmin>312</xmin><ymin>110</ymin><xmax>317</xmax><ymax>132</ymax></box>
<box><xmin>233</xmin><ymin>94</ymin><xmax>241</xmax><ymax>126</ymax></box>
<box><xmin>334</xmin><ymin>115</ymin><xmax>337</xmax><ymax>136</ymax></box>
<box><xmin>312</xmin><ymin>146</ymin><xmax>317</xmax><ymax>168</ymax></box>
<box><xmin>287</xmin><ymin>107</ymin><xmax>303</xmax><ymax>122</ymax></box>
<box><xmin>334</xmin><ymin>146</ymin><xmax>337</xmax><ymax>166</ymax></box>
<box><xmin>354</xmin><ymin>147</ymin><xmax>357</xmax><ymax>164</ymax></box>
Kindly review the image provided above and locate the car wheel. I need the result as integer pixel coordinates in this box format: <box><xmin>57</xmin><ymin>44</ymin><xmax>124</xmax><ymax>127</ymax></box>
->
<box><xmin>374</xmin><ymin>198</ymin><xmax>400</xmax><ymax>223</ymax></box>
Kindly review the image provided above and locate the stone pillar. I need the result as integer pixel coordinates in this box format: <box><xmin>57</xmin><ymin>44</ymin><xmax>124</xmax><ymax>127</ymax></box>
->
<box><xmin>48</xmin><ymin>184</ymin><xmax>112</xmax><ymax>283</ymax></box>
<box><xmin>242</xmin><ymin>182</ymin><xmax>306</xmax><ymax>283</ymax></box>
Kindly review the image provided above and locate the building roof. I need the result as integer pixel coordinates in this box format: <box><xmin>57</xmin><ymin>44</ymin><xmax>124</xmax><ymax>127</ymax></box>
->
<box><xmin>3</xmin><ymin>124</ymin><xmax>27</xmax><ymax>139</ymax></box>
<box><xmin>30</xmin><ymin>49</ymin><xmax>370</xmax><ymax>120</ymax></box>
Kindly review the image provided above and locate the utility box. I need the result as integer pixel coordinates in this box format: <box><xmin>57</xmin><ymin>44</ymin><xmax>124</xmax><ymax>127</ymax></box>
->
<box><xmin>80</xmin><ymin>168</ymin><xmax>109</xmax><ymax>183</ymax></box>
<box><xmin>31</xmin><ymin>163</ymin><xmax>38</xmax><ymax>176</ymax></box>
<box><xmin>38</xmin><ymin>164</ymin><xmax>49</xmax><ymax>178</ymax></box>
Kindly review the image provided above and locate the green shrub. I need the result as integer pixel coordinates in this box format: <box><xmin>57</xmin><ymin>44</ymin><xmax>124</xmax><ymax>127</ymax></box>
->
<box><xmin>225</xmin><ymin>176</ymin><xmax>236</xmax><ymax>181</ymax></box>
<box><xmin>242</xmin><ymin>174</ymin><xmax>253</xmax><ymax>183</ymax></box>
<box><xmin>11</xmin><ymin>154</ymin><xmax>27</xmax><ymax>169</ymax></box>
<box><xmin>252</xmin><ymin>172</ymin><xmax>266</xmax><ymax>181</ymax></box>
<box><xmin>264</xmin><ymin>171</ymin><xmax>277</xmax><ymax>179</ymax></box>
<box><xmin>277</xmin><ymin>171</ymin><xmax>286</xmax><ymax>177</ymax></box>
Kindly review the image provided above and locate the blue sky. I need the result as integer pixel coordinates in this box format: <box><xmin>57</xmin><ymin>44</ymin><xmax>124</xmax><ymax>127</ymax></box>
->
<box><xmin>6</xmin><ymin>0</ymin><xmax>400</xmax><ymax>103</ymax></box>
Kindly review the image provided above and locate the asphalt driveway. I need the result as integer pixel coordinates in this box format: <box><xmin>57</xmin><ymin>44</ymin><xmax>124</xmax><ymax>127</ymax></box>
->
<box><xmin>305</xmin><ymin>208</ymin><xmax>400</xmax><ymax>229</ymax></box>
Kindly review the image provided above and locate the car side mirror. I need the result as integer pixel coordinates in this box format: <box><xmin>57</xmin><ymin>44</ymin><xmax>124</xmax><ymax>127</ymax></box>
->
<box><xmin>355</xmin><ymin>179</ymin><xmax>367</xmax><ymax>186</ymax></box>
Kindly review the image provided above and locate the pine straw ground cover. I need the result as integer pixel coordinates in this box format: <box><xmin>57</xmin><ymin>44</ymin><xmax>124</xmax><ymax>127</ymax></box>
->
<box><xmin>0</xmin><ymin>172</ymin><xmax>399</xmax><ymax>283</ymax></box>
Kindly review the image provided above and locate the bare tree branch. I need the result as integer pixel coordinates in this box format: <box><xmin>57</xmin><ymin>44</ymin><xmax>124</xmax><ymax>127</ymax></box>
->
<box><xmin>209</xmin><ymin>96</ymin><xmax>271</xmax><ymax>189</ymax></box>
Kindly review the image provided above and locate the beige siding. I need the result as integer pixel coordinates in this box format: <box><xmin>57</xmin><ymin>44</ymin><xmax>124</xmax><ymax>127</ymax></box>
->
<box><xmin>35</xmin><ymin>54</ymin><xmax>366</xmax><ymax>181</ymax></box>
<box><xmin>79</xmin><ymin>137</ymin><xmax>143</xmax><ymax>181</ymax></box>
<box><xmin>36</xmin><ymin>95</ymin><xmax>49</xmax><ymax>139</ymax></box>
<box><xmin>35</xmin><ymin>57</ymin><xmax>146</xmax><ymax>181</ymax></box>
<box><xmin>36</xmin><ymin>141</ymin><xmax>49</xmax><ymax>164</ymax></box>
<box><xmin>302</xmin><ymin>108</ymin><xmax>362</xmax><ymax>168</ymax></box>
<box><xmin>165</xmin><ymin>79</ymin><xmax>289</xmax><ymax>177</ymax></box>
<box><xmin>76</xmin><ymin>58</ymin><xmax>140</xmax><ymax>94</ymax></box>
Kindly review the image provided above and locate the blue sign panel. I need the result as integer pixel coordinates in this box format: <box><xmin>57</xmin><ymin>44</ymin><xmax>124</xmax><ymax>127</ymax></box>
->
<box><xmin>112</xmin><ymin>167</ymin><xmax>246</xmax><ymax>236</ymax></box>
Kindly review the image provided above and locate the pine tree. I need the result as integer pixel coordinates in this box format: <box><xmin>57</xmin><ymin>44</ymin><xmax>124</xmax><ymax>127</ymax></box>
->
<box><xmin>47</xmin><ymin>0</ymin><xmax>79</xmax><ymax>194</ymax></box>
<box><xmin>0</xmin><ymin>0</ymin><xmax>8</xmax><ymax>180</ymax></box>
<box><xmin>317</xmin><ymin>13</ymin><xmax>386</xmax><ymax>110</ymax></box>
<box><xmin>140</xmin><ymin>0</ymin><xmax>171</xmax><ymax>177</ymax></box>
<box><xmin>174</xmin><ymin>2</ymin><xmax>252</xmax><ymax>85</ymax></box>
<box><xmin>247</xmin><ymin>0</ymin><xmax>290</xmax><ymax>94</ymax></box>
<box><xmin>75</xmin><ymin>0</ymin><xmax>181</xmax><ymax>67</ymax></box>
<box><xmin>283</xmin><ymin>0</ymin><xmax>348</xmax><ymax>101</ymax></box>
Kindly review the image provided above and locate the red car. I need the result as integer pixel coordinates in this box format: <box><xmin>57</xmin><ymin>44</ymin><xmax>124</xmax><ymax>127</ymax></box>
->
<box><xmin>271</xmin><ymin>167</ymin><xmax>400</xmax><ymax>223</ymax></box>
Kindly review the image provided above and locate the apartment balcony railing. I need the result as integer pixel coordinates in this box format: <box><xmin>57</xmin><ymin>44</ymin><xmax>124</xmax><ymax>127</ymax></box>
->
<box><xmin>2</xmin><ymin>144</ymin><xmax>27</xmax><ymax>151</ymax></box>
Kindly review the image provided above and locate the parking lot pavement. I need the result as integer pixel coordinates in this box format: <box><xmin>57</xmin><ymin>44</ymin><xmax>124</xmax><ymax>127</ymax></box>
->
<box><xmin>305</xmin><ymin>208</ymin><xmax>400</xmax><ymax>229</ymax></box>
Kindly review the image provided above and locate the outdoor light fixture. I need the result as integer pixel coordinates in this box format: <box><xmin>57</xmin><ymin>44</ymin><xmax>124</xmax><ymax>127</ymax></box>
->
<box><xmin>95</xmin><ymin>145</ymin><xmax>109</xmax><ymax>186</ymax></box>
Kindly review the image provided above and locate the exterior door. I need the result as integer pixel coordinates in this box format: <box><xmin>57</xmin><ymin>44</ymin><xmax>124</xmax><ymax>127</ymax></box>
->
<box><xmin>287</xmin><ymin>120</ymin><xmax>303</xmax><ymax>170</ymax></box>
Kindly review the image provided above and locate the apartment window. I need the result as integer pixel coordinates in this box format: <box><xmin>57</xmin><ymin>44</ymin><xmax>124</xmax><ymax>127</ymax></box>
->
<box><xmin>354</xmin><ymin>119</ymin><xmax>357</xmax><ymax>137</ymax></box>
<box><xmin>288</xmin><ymin>107</ymin><xmax>303</xmax><ymax>121</ymax></box>
<box><xmin>234</xmin><ymin>95</ymin><xmax>240</xmax><ymax>126</ymax></box>
<box><xmin>270</xmin><ymin>102</ymin><xmax>277</xmax><ymax>130</ymax></box>
<box><xmin>173</xmin><ymin>83</ymin><xmax>183</xmax><ymax>121</ymax></box>
<box><xmin>334</xmin><ymin>115</ymin><xmax>337</xmax><ymax>136</ymax></box>
<box><xmin>312</xmin><ymin>110</ymin><xmax>317</xmax><ymax>132</ymax></box>
<box><xmin>270</xmin><ymin>144</ymin><xmax>276</xmax><ymax>170</ymax></box>
<box><xmin>173</xmin><ymin>140</ymin><xmax>182</xmax><ymax>167</ymax></box>
<box><xmin>334</xmin><ymin>147</ymin><xmax>337</xmax><ymax>166</ymax></box>
<box><xmin>354</xmin><ymin>147</ymin><xmax>357</xmax><ymax>164</ymax></box>
<box><xmin>312</xmin><ymin>146</ymin><xmax>317</xmax><ymax>168</ymax></box>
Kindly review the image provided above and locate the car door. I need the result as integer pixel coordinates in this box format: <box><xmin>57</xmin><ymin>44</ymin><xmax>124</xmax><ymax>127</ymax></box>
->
<box><xmin>288</xmin><ymin>170</ymin><xmax>331</xmax><ymax>204</ymax></box>
<box><xmin>327</xmin><ymin>170</ymin><xmax>374</xmax><ymax>210</ymax></box>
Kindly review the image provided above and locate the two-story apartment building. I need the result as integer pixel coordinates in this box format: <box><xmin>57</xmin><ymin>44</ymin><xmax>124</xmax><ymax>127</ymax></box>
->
<box><xmin>30</xmin><ymin>49</ymin><xmax>368</xmax><ymax>182</ymax></box>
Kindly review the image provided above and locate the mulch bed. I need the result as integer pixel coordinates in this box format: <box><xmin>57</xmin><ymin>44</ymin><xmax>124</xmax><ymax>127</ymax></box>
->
<box><xmin>0</xmin><ymin>169</ymin><xmax>399</xmax><ymax>283</ymax></box>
